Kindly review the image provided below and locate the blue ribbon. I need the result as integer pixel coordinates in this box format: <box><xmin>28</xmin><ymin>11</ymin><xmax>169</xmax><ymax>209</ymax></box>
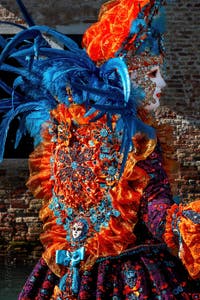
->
<box><xmin>56</xmin><ymin>247</ymin><xmax>85</xmax><ymax>294</ymax></box>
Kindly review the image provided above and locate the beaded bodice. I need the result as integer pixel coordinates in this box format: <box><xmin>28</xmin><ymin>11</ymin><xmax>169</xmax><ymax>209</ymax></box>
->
<box><xmin>48</xmin><ymin>104</ymin><xmax>123</xmax><ymax>248</ymax></box>
<box><xmin>27</xmin><ymin>103</ymin><xmax>152</xmax><ymax>277</ymax></box>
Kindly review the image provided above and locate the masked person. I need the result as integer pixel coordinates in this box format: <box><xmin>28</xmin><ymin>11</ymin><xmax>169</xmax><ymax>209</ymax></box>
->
<box><xmin>0</xmin><ymin>0</ymin><xmax>199</xmax><ymax>299</ymax></box>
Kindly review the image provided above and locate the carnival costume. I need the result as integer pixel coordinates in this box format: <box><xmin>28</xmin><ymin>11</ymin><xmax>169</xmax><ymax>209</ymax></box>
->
<box><xmin>0</xmin><ymin>0</ymin><xmax>200</xmax><ymax>299</ymax></box>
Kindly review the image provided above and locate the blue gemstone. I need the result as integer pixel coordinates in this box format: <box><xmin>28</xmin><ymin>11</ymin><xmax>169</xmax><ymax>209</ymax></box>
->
<box><xmin>103</xmin><ymin>221</ymin><xmax>109</xmax><ymax>227</ymax></box>
<box><xmin>112</xmin><ymin>209</ymin><xmax>120</xmax><ymax>217</ymax></box>
<box><xmin>89</xmin><ymin>140</ymin><xmax>95</xmax><ymax>147</ymax></box>
<box><xmin>54</xmin><ymin>211</ymin><xmax>60</xmax><ymax>217</ymax></box>
<box><xmin>90</xmin><ymin>215</ymin><xmax>97</xmax><ymax>223</ymax></box>
<box><xmin>56</xmin><ymin>218</ymin><xmax>63</xmax><ymax>225</ymax></box>
<box><xmin>108</xmin><ymin>166</ymin><xmax>116</xmax><ymax>176</ymax></box>
<box><xmin>100</xmin><ymin>128</ymin><xmax>108</xmax><ymax>137</ymax></box>
<box><xmin>71</xmin><ymin>161</ymin><xmax>78</xmax><ymax>169</ymax></box>
<box><xmin>67</xmin><ymin>207</ymin><xmax>73</xmax><ymax>216</ymax></box>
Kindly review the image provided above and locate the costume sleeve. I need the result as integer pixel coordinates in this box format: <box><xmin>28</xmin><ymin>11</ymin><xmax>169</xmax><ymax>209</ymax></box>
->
<box><xmin>136</xmin><ymin>142</ymin><xmax>174</xmax><ymax>241</ymax></box>
<box><xmin>164</xmin><ymin>200</ymin><xmax>200</xmax><ymax>280</ymax></box>
<box><xmin>137</xmin><ymin>142</ymin><xmax>200</xmax><ymax>280</ymax></box>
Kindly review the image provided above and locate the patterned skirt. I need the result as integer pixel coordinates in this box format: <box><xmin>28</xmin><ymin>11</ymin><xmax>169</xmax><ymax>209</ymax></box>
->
<box><xmin>18</xmin><ymin>244</ymin><xmax>200</xmax><ymax>300</ymax></box>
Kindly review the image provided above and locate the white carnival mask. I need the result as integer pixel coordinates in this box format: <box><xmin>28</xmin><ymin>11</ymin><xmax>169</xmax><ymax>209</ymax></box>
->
<box><xmin>144</xmin><ymin>65</ymin><xmax>166</xmax><ymax>111</ymax></box>
<box><xmin>128</xmin><ymin>54</ymin><xmax>166</xmax><ymax>112</ymax></box>
<box><xmin>72</xmin><ymin>222</ymin><xmax>84</xmax><ymax>239</ymax></box>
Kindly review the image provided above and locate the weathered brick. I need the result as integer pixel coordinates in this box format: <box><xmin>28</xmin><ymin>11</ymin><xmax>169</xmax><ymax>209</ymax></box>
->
<box><xmin>10</xmin><ymin>199</ymin><xmax>29</xmax><ymax>209</ymax></box>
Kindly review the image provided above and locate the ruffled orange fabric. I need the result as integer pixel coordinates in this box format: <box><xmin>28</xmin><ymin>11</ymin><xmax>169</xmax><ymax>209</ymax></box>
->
<box><xmin>27</xmin><ymin>104</ymin><xmax>91</xmax><ymax>201</ymax></box>
<box><xmin>27</xmin><ymin>142</ymin><xmax>53</xmax><ymax>202</ymax></box>
<box><xmin>82</xmin><ymin>0</ymin><xmax>150</xmax><ymax>62</ymax></box>
<box><xmin>40</xmin><ymin>205</ymin><xmax>69</xmax><ymax>277</ymax></box>
<box><xmin>83</xmin><ymin>164</ymin><xmax>150</xmax><ymax>270</ymax></box>
<box><xmin>27</xmin><ymin>103</ymin><xmax>156</xmax><ymax>276</ymax></box>
<box><xmin>164</xmin><ymin>200</ymin><xmax>200</xmax><ymax>280</ymax></box>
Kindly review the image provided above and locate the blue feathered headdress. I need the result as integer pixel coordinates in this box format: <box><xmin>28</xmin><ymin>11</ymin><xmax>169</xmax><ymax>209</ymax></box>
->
<box><xmin>0</xmin><ymin>0</ymin><xmax>166</xmax><ymax>172</ymax></box>
<box><xmin>116</xmin><ymin>2</ymin><xmax>167</xmax><ymax>58</ymax></box>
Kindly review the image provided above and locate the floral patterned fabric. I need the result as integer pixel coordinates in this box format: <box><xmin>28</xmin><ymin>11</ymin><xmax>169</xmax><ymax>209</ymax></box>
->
<box><xmin>19</xmin><ymin>247</ymin><xmax>200</xmax><ymax>299</ymax></box>
<box><xmin>18</xmin><ymin>257</ymin><xmax>58</xmax><ymax>299</ymax></box>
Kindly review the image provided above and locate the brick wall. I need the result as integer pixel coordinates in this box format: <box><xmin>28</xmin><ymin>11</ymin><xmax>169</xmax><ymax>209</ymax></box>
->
<box><xmin>0</xmin><ymin>159</ymin><xmax>43</xmax><ymax>262</ymax></box>
<box><xmin>159</xmin><ymin>0</ymin><xmax>200</xmax><ymax>201</ymax></box>
<box><xmin>0</xmin><ymin>0</ymin><xmax>199</xmax><ymax>259</ymax></box>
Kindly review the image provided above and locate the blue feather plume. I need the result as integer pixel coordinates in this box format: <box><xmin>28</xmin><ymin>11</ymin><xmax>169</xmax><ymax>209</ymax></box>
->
<box><xmin>16</xmin><ymin>0</ymin><xmax>35</xmax><ymax>27</ymax></box>
<box><xmin>0</xmin><ymin>35</ymin><xmax>6</xmax><ymax>48</ymax></box>
<box><xmin>0</xmin><ymin>5</ymin><xmax>156</xmax><ymax>173</ymax></box>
